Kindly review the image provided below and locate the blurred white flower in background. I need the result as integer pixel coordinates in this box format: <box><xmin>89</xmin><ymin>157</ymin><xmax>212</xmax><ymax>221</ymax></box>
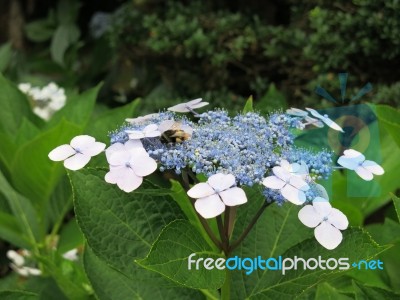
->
<box><xmin>18</xmin><ymin>82</ymin><xmax>67</xmax><ymax>121</ymax></box>
<box><xmin>62</xmin><ymin>248</ymin><xmax>79</xmax><ymax>261</ymax></box>
<box><xmin>6</xmin><ymin>250</ymin><xmax>42</xmax><ymax>277</ymax></box>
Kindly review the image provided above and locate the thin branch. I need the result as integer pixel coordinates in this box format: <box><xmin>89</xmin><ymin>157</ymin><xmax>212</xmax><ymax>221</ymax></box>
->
<box><xmin>224</xmin><ymin>206</ymin><xmax>231</xmax><ymax>240</ymax></box>
<box><xmin>229</xmin><ymin>201</ymin><xmax>271</xmax><ymax>252</ymax></box>
<box><xmin>217</xmin><ymin>215</ymin><xmax>228</xmax><ymax>255</ymax></box>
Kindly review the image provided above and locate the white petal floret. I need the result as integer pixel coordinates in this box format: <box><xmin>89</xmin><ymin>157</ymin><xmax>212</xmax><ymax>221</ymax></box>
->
<box><xmin>187</xmin><ymin>173</ymin><xmax>247</xmax><ymax>219</ymax></box>
<box><xmin>298</xmin><ymin>199</ymin><xmax>348</xmax><ymax>250</ymax></box>
<box><xmin>48</xmin><ymin>135</ymin><xmax>106</xmax><ymax>170</ymax></box>
<box><xmin>104</xmin><ymin>141</ymin><xmax>157</xmax><ymax>192</ymax></box>
<box><xmin>337</xmin><ymin>149</ymin><xmax>384</xmax><ymax>181</ymax></box>
<box><xmin>168</xmin><ymin>98</ymin><xmax>209</xmax><ymax>113</ymax></box>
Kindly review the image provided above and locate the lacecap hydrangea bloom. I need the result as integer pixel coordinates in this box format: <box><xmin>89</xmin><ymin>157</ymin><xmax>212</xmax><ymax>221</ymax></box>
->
<box><xmin>49</xmin><ymin>98</ymin><xmax>384</xmax><ymax>250</ymax></box>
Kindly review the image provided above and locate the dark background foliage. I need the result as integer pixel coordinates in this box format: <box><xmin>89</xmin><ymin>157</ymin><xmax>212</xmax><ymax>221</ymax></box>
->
<box><xmin>1</xmin><ymin>0</ymin><xmax>399</xmax><ymax>113</ymax></box>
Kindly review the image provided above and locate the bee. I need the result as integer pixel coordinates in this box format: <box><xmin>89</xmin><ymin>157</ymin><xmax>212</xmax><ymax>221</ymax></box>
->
<box><xmin>159</xmin><ymin>120</ymin><xmax>193</xmax><ymax>144</ymax></box>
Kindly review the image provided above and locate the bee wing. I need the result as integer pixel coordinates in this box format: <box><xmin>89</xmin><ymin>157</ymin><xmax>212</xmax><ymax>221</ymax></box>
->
<box><xmin>170</xmin><ymin>121</ymin><xmax>183</xmax><ymax>130</ymax></box>
<box><xmin>158</xmin><ymin>120</ymin><xmax>176</xmax><ymax>132</ymax></box>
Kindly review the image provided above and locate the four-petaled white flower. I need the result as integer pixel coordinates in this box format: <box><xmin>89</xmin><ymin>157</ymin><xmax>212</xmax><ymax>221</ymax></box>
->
<box><xmin>298</xmin><ymin>198</ymin><xmax>349</xmax><ymax>250</ymax></box>
<box><xmin>105</xmin><ymin>140</ymin><xmax>157</xmax><ymax>192</ymax></box>
<box><xmin>125</xmin><ymin>124</ymin><xmax>161</xmax><ymax>140</ymax></box>
<box><xmin>187</xmin><ymin>173</ymin><xmax>247</xmax><ymax>219</ymax></box>
<box><xmin>337</xmin><ymin>149</ymin><xmax>384</xmax><ymax>181</ymax></box>
<box><xmin>305</xmin><ymin>107</ymin><xmax>344</xmax><ymax>132</ymax></box>
<box><xmin>49</xmin><ymin>135</ymin><xmax>106</xmax><ymax>170</ymax></box>
<box><xmin>168</xmin><ymin>98</ymin><xmax>209</xmax><ymax>113</ymax></box>
<box><xmin>262</xmin><ymin>166</ymin><xmax>310</xmax><ymax>205</ymax></box>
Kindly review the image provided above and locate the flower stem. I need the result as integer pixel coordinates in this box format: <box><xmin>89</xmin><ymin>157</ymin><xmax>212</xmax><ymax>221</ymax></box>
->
<box><xmin>229</xmin><ymin>201</ymin><xmax>271</xmax><ymax>252</ymax></box>
<box><xmin>217</xmin><ymin>215</ymin><xmax>229</xmax><ymax>255</ymax></box>
<box><xmin>224</xmin><ymin>206</ymin><xmax>236</xmax><ymax>241</ymax></box>
<box><xmin>224</xmin><ymin>207</ymin><xmax>231</xmax><ymax>239</ymax></box>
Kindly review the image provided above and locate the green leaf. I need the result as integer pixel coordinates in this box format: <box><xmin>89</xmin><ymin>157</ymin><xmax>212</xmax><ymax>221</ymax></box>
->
<box><xmin>10</xmin><ymin>120</ymin><xmax>81</xmax><ymax>209</ymax></box>
<box><xmin>0</xmin><ymin>290</ymin><xmax>38</xmax><ymax>300</ymax></box>
<box><xmin>248</xmin><ymin>229</ymin><xmax>387</xmax><ymax>299</ymax></box>
<box><xmin>0</xmin><ymin>211</ymin><xmax>29</xmax><ymax>248</ymax></box>
<box><xmin>46</xmin><ymin>84</ymin><xmax>100</xmax><ymax>129</ymax></box>
<box><xmin>256</xmin><ymin>83</ymin><xmax>287</xmax><ymax>113</ymax></box>
<box><xmin>230</xmin><ymin>187</ymin><xmax>312</xmax><ymax>299</ymax></box>
<box><xmin>332</xmin><ymin>124</ymin><xmax>400</xmax><ymax>217</ymax></box>
<box><xmin>38</xmin><ymin>253</ymin><xmax>92</xmax><ymax>300</ymax></box>
<box><xmin>15</xmin><ymin>118</ymin><xmax>41</xmax><ymax>146</ymax></box>
<box><xmin>242</xmin><ymin>95</ymin><xmax>254</xmax><ymax>113</ymax></box>
<box><xmin>25</xmin><ymin>19</ymin><xmax>55</xmax><ymax>42</ymax></box>
<box><xmin>315</xmin><ymin>282</ymin><xmax>353</xmax><ymax>300</ymax></box>
<box><xmin>229</xmin><ymin>187</ymin><xmax>388</xmax><ymax>299</ymax></box>
<box><xmin>352</xmin><ymin>280</ymin><xmax>400</xmax><ymax>300</ymax></box>
<box><xmin>0</xmin><ymin>74</ymin><xmax>37</xmax><ymax>136</ymax></box>
<box><xmin>57</xmin><ymin>218</ymin><xmax>84</xmax><ymax>254</ymax></box>
<box><xmin>85</xmin><ymin>100</ymin><xmax>140</xmax><ymax>143</ymax></box>
<box><xmin>137</xmin><ymin>220</ymin><xmax>225</xmax><ymax>289</ymax></box>
<box><xmin>375</xmin><ymin>104</ymin><xmax>400</xmax><ymax>148</ymax></box>
<box><xmin>50</xmin><ymin>24</ymin><xmax>80</xmax><ymax>65</ymax></box>
<box><xmin>84</xmin><ymin>246</ymin><xmax>155</xmax><ymax>300</ymax></box>
<box><xmin>0</xmin><ymin>170</ymin><xmax>41</xmax><ymax>245</ymax></box>
<box><xmin>0</xmin><ymin>42</ymin><xmax>12</xmax><ymax>72</ymax></box>
<box><xmin>70</xmin><ymin>168</ymin><xmax>204</xmax><ymax>298</ymax></box>
<box><xmin>0</xmin><ymin>131</ymin><xmax>17</xmax><ymax>173</ymax></box>
<box><xmin>45</xmin><ymin>175</ymin><xmax>72</xmax><ymax>232</ymax></box>
<box><xmin>391</xmin><ymin>193</ymin><xmax>400</xmax><ymax>222</ymax></box>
